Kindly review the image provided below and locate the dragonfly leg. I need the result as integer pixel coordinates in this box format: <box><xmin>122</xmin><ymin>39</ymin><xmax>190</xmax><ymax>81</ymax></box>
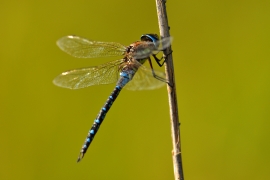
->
<box><xmin>152</xmin><ymin>54</ymin><xmax>165</xmax><ymax>67</ymax></box>
<box><xmin>152</xmin><ymin>50</ymin><xmax>173</xmax><ymax>67</ymax></box>
<box><xmin>148</xmin><ymin>57</ymin><xmax>173</xmax><ymax>87</ymax></box>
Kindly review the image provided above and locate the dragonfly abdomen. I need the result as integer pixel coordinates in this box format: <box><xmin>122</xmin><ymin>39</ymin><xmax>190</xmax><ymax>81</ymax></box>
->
<box><xmin>77</xmin><ymin>70</ymin><xmax>135</xmax><ymax>162</ymax></box>
<box><xmin>77</xmin><ymin>85</ymin><xmax>121</xmax><ymax>162</ymax></box>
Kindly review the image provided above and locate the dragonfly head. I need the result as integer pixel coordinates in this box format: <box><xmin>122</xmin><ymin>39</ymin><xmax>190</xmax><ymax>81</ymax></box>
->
<box><xmin>141</xmin><ymin>34</ymin><xmax>160</xmax><ymax>49</ymax></box>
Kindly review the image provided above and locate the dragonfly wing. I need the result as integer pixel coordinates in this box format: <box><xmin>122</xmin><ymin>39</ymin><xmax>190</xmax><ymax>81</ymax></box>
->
<box><xmin>157</xmin><ymin>36</ymin><xmax>173</xmax><ymax>50</ymax></box>
<box><xmin>57</xmin><ymin>35</ymin><xmax>127</xmax><ymax>58</ymax></box>
<box><xmin>53</xmin><ymin>59</ymin><xmax>124</xmax><ymax>89</ymax></box>
<box><xmin>124</xmin><ymin>64</ymin><xmax>166</xmax><ymax>91</ymax></box>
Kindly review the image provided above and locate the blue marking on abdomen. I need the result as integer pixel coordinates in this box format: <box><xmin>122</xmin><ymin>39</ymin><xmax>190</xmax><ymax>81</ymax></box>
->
<box><xmin>120</xmin><ymin>72</ymin><xmax>128</xmax><ymax>78</ymax></box>
<box><xmin>77</xmin><ymin>85</ymin><xmax>123</xmax><ymax>162</ymax></box>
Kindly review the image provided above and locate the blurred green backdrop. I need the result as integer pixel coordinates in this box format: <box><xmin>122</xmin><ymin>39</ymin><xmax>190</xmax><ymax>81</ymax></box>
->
<box><xmin>1</xmin><ymin>0</ymin><xmax>269</xmax><ymax>179</ymax></box>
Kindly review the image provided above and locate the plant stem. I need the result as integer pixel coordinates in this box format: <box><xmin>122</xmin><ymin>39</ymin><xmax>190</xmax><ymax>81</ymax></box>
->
<box><xmin>155</xmin><ymin>0</ymin><xmax>184</xmax><ymax>179</ymax></box>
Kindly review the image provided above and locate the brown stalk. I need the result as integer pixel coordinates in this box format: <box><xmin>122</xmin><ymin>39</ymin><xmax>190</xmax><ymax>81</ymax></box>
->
<box><xmin>155</xmin><ymin>0</ymin><xmax>184</xmax><ymax>179</ymax></box>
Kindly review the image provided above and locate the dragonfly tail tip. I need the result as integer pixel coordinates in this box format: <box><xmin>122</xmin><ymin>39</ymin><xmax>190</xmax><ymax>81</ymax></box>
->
<box><xmin>77</xmin><ymin>152</ymin><xmax>84</xmax><ymax>163</ymax></box>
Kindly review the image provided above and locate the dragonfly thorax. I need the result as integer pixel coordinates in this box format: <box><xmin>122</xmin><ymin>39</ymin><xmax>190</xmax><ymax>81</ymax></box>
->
<box><xmin>126</xmin><ymin>41</ymin><xmax>157</xmax><ymax>62</ymax></box>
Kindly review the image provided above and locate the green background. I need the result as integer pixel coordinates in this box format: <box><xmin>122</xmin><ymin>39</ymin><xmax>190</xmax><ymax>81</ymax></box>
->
<box><xmin>1</xmin><ymin>0</ymin><xmax>269</xmax><ymax>179</ymax></box>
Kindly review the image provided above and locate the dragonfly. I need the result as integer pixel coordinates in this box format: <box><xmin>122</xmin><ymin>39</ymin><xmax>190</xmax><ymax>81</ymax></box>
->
<box><xmin>53</xmin><ymin>34</ymin><xmax>172</xmax><ymax>162</ymax></box>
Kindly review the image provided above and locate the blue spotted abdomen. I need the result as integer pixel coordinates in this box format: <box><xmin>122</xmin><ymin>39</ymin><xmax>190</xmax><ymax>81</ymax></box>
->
<box><xmin>77</xmin><ymin>85</ymin><xmax>121</xmax><ymax>162</ymax></box>
<box><xmin>77</xmin><ymin>69</ymin><xmax>135</xmax><ymax>162</ymax></box>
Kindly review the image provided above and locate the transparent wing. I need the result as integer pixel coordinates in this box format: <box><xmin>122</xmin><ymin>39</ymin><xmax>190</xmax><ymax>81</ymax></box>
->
<box><xmin>53</xmin><ymin>59</ymin><xmax>124</xmax><ymax>89</ymax></box>
<box><xmin>124</xmin><ymin>64</ymin><xmax>167</xmax><ymax>91</ymax></box>
<box><xmin>57</xmin><ymin>35</ymin><xmax>127</xmax><ymax>58</ymax></box>
<box><xmin>157</xmin><ymin>36</ymin><xmax>173</xmax><ymax>50</ymax></box>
